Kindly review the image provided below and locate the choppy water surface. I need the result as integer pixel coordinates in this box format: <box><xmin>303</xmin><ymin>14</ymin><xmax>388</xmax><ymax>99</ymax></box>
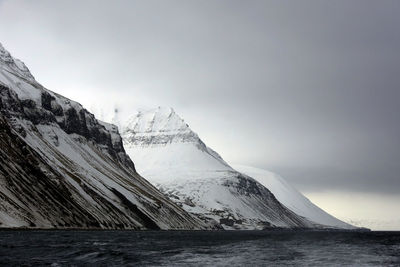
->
<box><xmin>0</xmin><ymin>230</ymin><xmax>399</xmax><ymax>266</ymax></box>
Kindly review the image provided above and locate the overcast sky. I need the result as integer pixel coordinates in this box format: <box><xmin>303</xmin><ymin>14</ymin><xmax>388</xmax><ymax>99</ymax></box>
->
<box><xmin>1</xmin><ymin>0</ymin><xmax>399</xmax><ymax>229</ymax></box>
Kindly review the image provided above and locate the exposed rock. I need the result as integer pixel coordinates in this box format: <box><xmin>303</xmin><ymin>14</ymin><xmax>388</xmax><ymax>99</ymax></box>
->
<box><xmin>0</xmin><ymin>42</ymin><xmax>208</xmax><ymax>230</ymax></box>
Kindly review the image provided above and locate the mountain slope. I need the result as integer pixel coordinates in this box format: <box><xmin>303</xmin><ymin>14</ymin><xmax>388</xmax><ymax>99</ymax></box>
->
<box><xmin>0</xmin><ymin>43</ymin><xmax>206</xmax><ymax>229</ymax></box>
<box><xmin>233</xmin><ymin>165</ymin><xmax>354</xmax><ymax>229</ymax></box>
<box><xmin>122</xmin><ymin>107</ymin><xmax>317</xmax><ymax>229</ymax></box>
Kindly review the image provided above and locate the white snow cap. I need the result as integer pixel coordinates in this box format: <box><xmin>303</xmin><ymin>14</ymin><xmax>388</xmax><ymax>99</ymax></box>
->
<box><xmin>126</xmin><ymin>106</ymin><xmax>190</xmax><ymax>135</ymax></box>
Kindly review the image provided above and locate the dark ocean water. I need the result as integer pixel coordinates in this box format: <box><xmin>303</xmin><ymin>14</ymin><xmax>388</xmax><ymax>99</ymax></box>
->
<box><xmin>0</xmin><ymin>230</ymin><xmax>399</xmax><ymax>266</ymax></box>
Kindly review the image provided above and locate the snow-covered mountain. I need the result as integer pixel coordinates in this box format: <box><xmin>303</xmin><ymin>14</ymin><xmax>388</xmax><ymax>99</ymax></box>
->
<box><xmin>233</xmin><ymin>165</ymin><xmax>354</xmax><ymax>229</ymax></box>
<box><xmin>122</xmin><ymin>107</ymin><xmax>320</xmax><ymax>229</ymax></box>
<box><xmin>0</xmin><ymin>43</ymin><xmax>207</xmax><ymax>230</ymax></box>
<box><xmin>122</xmin><ymin>107</ymin><xmax>356</xmax><ymax>230</ymax></box>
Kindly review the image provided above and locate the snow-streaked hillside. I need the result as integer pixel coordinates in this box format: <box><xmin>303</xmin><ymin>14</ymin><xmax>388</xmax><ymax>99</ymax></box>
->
<box><xmin>123</xmin><ymin>107</ymin><xmax>319</xmax><ymax>229</ymax></box>
<box><xmin>233</xmin><ymin>165</ymin><xmax>354</xmax><ymax>229</ymax></box>
<box><xmin>0</xmin><ymin>43</ymin><xmax>207</xmax><ymax>230</ymax></box>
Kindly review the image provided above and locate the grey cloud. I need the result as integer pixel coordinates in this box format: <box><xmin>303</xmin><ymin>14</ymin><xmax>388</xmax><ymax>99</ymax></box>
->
<box><xmin>0</xmin><ymin>0</ymin><xmax>399</xmax><ymax>195</ymax></box>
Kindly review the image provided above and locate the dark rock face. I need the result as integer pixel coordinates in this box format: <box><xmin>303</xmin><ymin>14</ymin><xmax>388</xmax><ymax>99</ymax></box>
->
<box><xmin>22</xmin><ymin>99</ymin><xmax>56</xmax><ymax>125</ymax></box>
<box><xmin>0</xmin><ymin>113</ymin><xmax>164</xmax><ymax>229</ymax></box>
<box><xmin>0</xmin><ymin>83</ymin><xmax>205</xmax><ymax>229</ymax></box>
<box><xmin>222</xmin><ymin>173</ymin><xmax>311</xmax><ymax>228</ymax></box>
<box><xmin>41</xmin><ymin>91</ymin><xmax>63</xmax><ymax>116</ymax></box>
<box><xmin>110</xmin><ymin>188</ymin><xmax>160</xmax><ymax>230</ymax></box>
<box><xmin>41</xmin><ymin>90</ymin><xmax>54</xmax><ymax>111</ymax></box>
<box><xmin>0</xmin><ymin>54</ymin><xmax>206</xmax><ymax>230</ymax></box>
<box><xmin>42</xmin><ymin>92</ymin><xmax>136</xmax><ymax>171</ymax></box>
<box><xmin>0</xmin><ymin>83</ymin><xmax>135</xmax><ymax>172</ymax></box>
<box><xmin>0</xmin><ymin>85</ymin><xmax>23</xmax><ymax>114</ymax></box>
<box><xmin>219</xmin><ymin>218</ymin><xmax>235</xmax><ymax>227</ymax></box>
<box><xmin>235</xmin><ymin>174</ymin><xmax>263</xmax><ymax>196</ymax></box>
<box><xmin>0</xmin><ymin>115</ymin><xmax>101</xmax><ymax>228</ymax></box>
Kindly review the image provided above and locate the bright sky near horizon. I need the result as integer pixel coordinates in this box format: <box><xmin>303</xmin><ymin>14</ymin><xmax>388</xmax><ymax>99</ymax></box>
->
<box><xmin>1</xmin><ymin>0</ymin><xmax>399</xmax><ymax>230</ymax></box>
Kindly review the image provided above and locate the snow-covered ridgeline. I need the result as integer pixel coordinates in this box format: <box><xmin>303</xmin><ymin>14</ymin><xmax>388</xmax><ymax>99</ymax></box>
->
<box><xmin>0</xmin><ymin>42</ymin><xmax>207</xmax><ymax>230</ymax></box>
<box><xmin>233</xmin><ymin>165</ymin><xmax>354</xmax><ymax>229</ymax></box>
<box><xmin>122</xmin><ymin>107</ymin><xmax>355</xmax><ymax>230</ymax></box>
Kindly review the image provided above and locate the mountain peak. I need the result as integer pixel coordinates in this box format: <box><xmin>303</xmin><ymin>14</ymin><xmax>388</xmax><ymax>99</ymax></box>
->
<box><xmin>122</xmin><ymin>107</ymin><xmax>232</xmax><ymax>173</ymax></box>
<box><xmin>122</xmin><ymin>107</ymin><xmax>200</xmax><ymax>146</ymax></box>
<box><xmin>131</xmin><ymin>106</ymin><xmax>189</xmax><ymax>133</ymax></box>
<box><xmin>0</xmin><ymin>42</ymin><xmax>35</xmax><ymax>82</ymax></box>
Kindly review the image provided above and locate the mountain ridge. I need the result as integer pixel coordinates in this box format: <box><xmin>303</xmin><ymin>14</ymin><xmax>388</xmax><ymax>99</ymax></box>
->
<box><xmin>233</xmin><ymin>164</ymin><xmax>354</xmax><ymax>229</ymax></box>
<box><xmin>122</xmin><ymin>107</ymin><xmax>355</xmax><ymax>229</ymax></box>
<box><xmin>122</xmin><ymin>107</ymin><xmax>337</xmax><ymax>229</ymax></box>
<box><xmin>0</xmin><ymin>43</ymin><xmax>207</xmax><ymax>230</ymax></box>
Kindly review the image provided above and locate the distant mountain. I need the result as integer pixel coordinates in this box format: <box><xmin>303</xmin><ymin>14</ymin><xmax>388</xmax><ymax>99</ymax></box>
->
<box><xmin>122</xmin><ymin>107</ymin><xmax>331</xmax><ymax>229</ymax></box>
<box><xmin>233</xmin><ymin>165</ymin><xmax>354</xmax><ymax>229</ymax></box>
<box><xmin>0</xmin><ymin>43</ymin><xmax>206</xmax><ymax>230</ymax></box>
